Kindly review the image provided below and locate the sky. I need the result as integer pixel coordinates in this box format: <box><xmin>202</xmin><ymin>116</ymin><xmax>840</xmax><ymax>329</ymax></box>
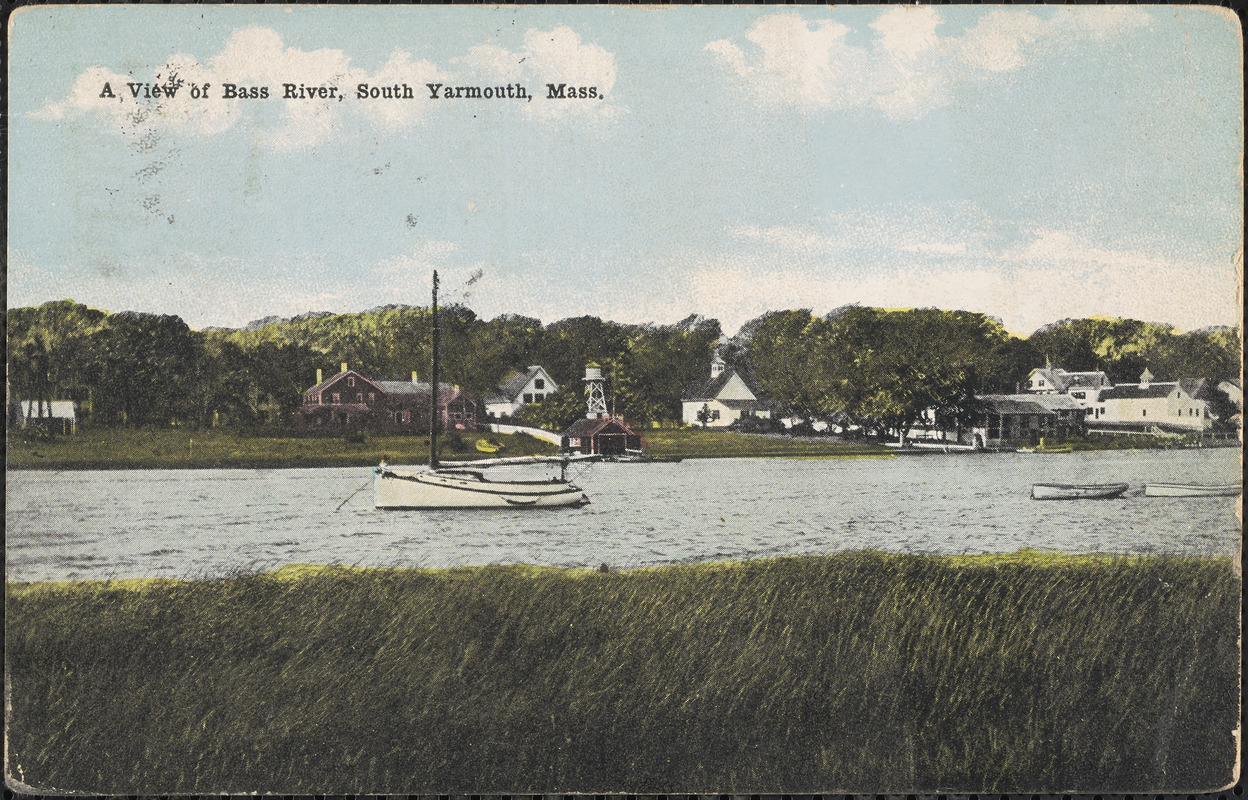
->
<box><xmin>6</xmin><ymin>5</ymin><xmax>1243</xmax><ymax>336</ymax></box>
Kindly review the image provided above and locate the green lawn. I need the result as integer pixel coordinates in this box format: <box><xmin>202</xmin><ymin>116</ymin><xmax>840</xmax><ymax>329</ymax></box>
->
<box><xmin>4</xmin><ymin>427</ymin><xmax>558</xmax><ymax>470</ymax></box>
<box><xmin>6</xmin><ymin>552</ymin><xmax>1238</xmax><ymax>794</ymax></box>
<box><xmin>6</xmin><ymin>426</ymin><xmax>890</xmax><ymax>469</ymax></box>
<box><xmin>640</xmin><ymin>427</ymin><xmax>890</xmax><ymax>459</ymax></box>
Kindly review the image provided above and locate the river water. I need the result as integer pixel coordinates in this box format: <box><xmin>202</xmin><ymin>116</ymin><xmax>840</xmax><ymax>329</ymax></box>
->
<box><xmin>6</xmin><ymin>448</ymin><xmax>1241</xmax><ymax>582</ymax></box>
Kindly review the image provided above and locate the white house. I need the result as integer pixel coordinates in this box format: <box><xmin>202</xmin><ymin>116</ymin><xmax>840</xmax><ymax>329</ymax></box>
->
<box><xmin>1023</xmin><ymin>367</ymin><xmax>1112</xmax><ymax>410</ymax></box>
<box><xmin>15</xmin><ymin>400</ymin><xmax>78</xmax><ymax>434</ymax></box>
<box><xmin>1090</xmin><ymin>369</ymin><xmax>1212</xmax><ymax>433</ymax></box>
<box><xmin>483</xmin><ymin>366</ymin><xmax>558</xmax><ymax>418</ymax></box>
<box><xmin>681</xmin><ymin>355</ymin><xmax>772</xmax><ymax>427</ymax></box>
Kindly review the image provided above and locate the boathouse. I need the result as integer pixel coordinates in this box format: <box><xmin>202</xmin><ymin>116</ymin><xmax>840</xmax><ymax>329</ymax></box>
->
<box><xmin>561</xmin><ymin>416</ymin><xmax>642</xmax><ymax>456</ymax></box>
<box><xmin>559</xmin><ymin>363</ymin><xmax>642</xmax><ymax>455</ymax></box>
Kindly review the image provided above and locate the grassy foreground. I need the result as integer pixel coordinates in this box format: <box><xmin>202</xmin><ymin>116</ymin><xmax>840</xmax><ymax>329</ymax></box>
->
<box><xmin>7</xmin><ymin>426</ymin><xmax>888</xmax><ymax>469</ymax></box>
<box><xmin>5</xmin><ymin>552</ymin><xmax>1239</xmax><ymax>794</ymax></box>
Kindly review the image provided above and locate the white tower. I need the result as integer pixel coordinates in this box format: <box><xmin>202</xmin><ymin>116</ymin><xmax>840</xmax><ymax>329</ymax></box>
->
<box><xmin>584</xmin><ymin>363</ymin><xmax>608</xmax><ymax>419</ymax></box>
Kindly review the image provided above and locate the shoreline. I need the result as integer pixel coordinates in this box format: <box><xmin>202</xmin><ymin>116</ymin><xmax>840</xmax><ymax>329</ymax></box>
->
<box><xmin>7</xmin><ymin>426</ymin><xmax>1237</xmax><ymax>471</ymax></box>
<box><xmin>6</xmin><ymin>548</ymin><xmax>1236</xmax><ymax>591</ymax></box>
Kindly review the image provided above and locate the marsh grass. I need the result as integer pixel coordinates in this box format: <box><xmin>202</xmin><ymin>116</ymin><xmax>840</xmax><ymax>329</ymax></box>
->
<box><xmin>5</xmin><ymin>552</ymin><xmax>1239</xmax><ymax>794</ymax></box>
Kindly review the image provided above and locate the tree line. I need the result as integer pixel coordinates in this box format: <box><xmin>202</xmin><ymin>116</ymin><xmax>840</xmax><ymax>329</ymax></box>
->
<box><xmin>6</xmin><ymin>299</ymin><xmax>1241</xmax><ymax>435</ymax></box>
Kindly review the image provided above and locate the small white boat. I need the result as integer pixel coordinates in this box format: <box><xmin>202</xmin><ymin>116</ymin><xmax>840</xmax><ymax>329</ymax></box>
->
<box><xmin>1031</xmin><ymin>482</ymin><xmax>1130</xmax><ymax>500</ymax></box>
<box><xmin>374</xmin><ymin>459</ymin><xmax>591</xmax><ymax>509</ymax></box>
<box><xmin>1143</xmin><ymin>482</ymin><xmax>1242</xmax><ymax>497</ymax></box>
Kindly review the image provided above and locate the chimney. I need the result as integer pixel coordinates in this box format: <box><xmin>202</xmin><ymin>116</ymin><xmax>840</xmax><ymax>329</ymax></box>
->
<box><xmin>316</xmin><ymin>368</ymin><xmax>323</xmax><ymax>385</ymax></box>
<box><xmin>341</xmin><ymin>362</ymin><xmax>348</xmax><ymax>374</ymax></box>
<box><xmin>412</xmin><ymin>370</ymin><xmax>419</xmax><ymax>385</ymax></box>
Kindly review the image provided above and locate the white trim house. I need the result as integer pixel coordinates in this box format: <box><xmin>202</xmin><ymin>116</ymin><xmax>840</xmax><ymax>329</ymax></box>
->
<box><xmin>483</xmin><ymin>366</ymin><xmax>559</xmax><ymax>418</ymax></box>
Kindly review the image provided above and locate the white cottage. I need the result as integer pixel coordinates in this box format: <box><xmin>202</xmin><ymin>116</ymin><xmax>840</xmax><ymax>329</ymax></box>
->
<box><xmin>16</xmin><ymin>399</ymin><xmax>78</xmax><ymax>434</ymax></box>
<box><xmin>483</xmin><ymin>366</ymin><xmax>559</xmax><ymax>418</ymax></box>
<box><xmin>681</xmin><ymin>356</ymin><xmax>772</xmax><ymax>427</ymax></box>
<box><xmin>1023</xmin><ymin>366</ymin><xmax>1112</xmax><ymax>409</ymax></box>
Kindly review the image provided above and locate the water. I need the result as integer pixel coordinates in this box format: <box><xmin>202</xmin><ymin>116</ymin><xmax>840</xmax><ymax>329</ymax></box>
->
<box><xmin>6</xmin><ymin>448</ymin><xmax>1241</xmax><ymax>582</ymax></box>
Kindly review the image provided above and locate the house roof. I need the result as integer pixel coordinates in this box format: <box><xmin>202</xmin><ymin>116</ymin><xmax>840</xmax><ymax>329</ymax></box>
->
<box><xmin>374</xmin><ymin>379</ymin><xmax>463</xmax><ymax>398</ymax></box>
<box><xmin>1024</xmin><ymin>394</ymin><xmax>1084</xmax><ymax>412</ymax></box>
<box><xmin>484</xmin><ymin>366</ymin><xmax>552</xmax><ymax>404</ymax></box>
<box><xmin>306</xmin><ymin>370</ymin><xmax>385</xmax><ymax>395</ymax></box>
<box><xmin>1028</xmin><ymin>368</ymin><xmax>1111</xmax><ymax>392</ymax></box>
<box><xmin>1098</xmin><ymin>382</ymin><xmax>1180</xmax><ymax>401</ymax></box>
<box><xmin>683</xmin><ymin>366</ymin><xmax>761</xmax><ymax>402</ymax></box>
<box><xmin>561</xmin><ymin>416</ymin><xmax>637</xmax><ymax>438</ymax></box>
<box><xmin>305</xmin><ymin>370</ymin><xmax>469</xmax><ymax>401</ymax></box>
<box><xmin>1177</xmin><ymin>378</ymin><xmax>1208</xmax><ymax>399</ymax></box>
<box><xmin>978</xmin><ymin>395</ymin><xmax>1060</xmax><ymax>416</ymax></box>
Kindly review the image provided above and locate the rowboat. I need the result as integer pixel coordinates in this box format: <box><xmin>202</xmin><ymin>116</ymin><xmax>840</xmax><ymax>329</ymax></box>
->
<box><xmin>475</xmin><ymin>438</ymin><xmax>504</xmax><ymax>454</ymax></box>
<box><xmin>373</xmin><ymin>271</ymin><xmax>594</xmax><ymax>510</ymax></box>
<box><xmin>1031</xmin><ymin>482</ymin><xmax>1130</xmax><ymax>500</ymax></box>
<box><xmin>1143</xmin><ymin>482</ymin><xmax>1241</xmax><ymax>497</ymax></box>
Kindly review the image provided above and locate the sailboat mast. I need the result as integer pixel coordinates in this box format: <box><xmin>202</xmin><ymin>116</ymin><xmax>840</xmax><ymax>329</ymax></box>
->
<box><xmin>430</xmin><ymin>270</ymin><xmax>440</xmax><ymax>470</ymax></box>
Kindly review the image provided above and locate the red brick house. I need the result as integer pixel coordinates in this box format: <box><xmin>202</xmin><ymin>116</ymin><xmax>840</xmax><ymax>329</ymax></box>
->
<box><xmin>300</xmin><ymin>365</ymin><xmax>477</xmax><ymax>434</ymax></box>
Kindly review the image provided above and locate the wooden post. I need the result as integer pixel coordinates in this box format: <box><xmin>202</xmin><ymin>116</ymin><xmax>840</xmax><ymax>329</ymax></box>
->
<box><xmin>429</xmin><ymin>270</ymin><xmax>441</xmax><ymax>470</ymax></box>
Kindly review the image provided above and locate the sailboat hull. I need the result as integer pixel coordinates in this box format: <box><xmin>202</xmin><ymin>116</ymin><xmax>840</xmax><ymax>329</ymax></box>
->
<box><xmin>374</xmin><ymin>466</ymin><xmax>589</xmax><ymax>509</ymax></box>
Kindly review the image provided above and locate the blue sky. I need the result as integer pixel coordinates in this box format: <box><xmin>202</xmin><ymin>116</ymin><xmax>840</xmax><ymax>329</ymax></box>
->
<box><xmin>7</xmin><ymin>5</ymin><xmax>1242</xmax><ymax>335</ymax></box>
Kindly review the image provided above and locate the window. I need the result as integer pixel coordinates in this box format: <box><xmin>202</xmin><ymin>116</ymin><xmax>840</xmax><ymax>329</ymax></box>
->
<box><xmin>401</xmin><ymin>411</ymin><xmax>409</xmax><ymax>424</ymax></box>
<box><xmin>710</xmin><ymin>410</ymin><xmax>720</xmax><ymax>420</ymax></box>
<box><xmin>348</xmin><ymin>377</ymin><xmax>355</xmax><ymax>387</ymax></box>
<box><xmin>369</xmin><ymin>393</ymin><xmax>376</xmax><ymax>402</ymax></box>
<box><xmin>332</xmin><ymin>393</ymin><xmax>340</xmax><ymax>404</ymax></box>
<box><xmin>1142</xmin><ymin>409</ymin><xmax>1147</xmax><ymax>417</ymax></box>
<box><xmin>533</xmin><ymin>393</ymin><xmax>543</xmax><ymax>403</ymax></box>
<box><xmin>1071</xmin><ymin>391</ymin><xmax>1085</xmax><ymax>399</ymax></box>
<box><xmin>523</xmin><ymin>393</ymin><xmax>534</xmax><ymax>403</ymax></box>
<box><xmin>357</xmin><ymin>392</ymin><xmax>363</xmax><ymax>403</ymax></box>
<box><xmin>535</xmin><ymin>379</ymin><xmax>545</xmax><ymax>390</ymax></box>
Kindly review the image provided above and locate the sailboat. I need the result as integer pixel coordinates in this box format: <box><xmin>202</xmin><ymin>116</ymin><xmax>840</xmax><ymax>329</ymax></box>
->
<box><xmin>373</xmin><ymin>271</ymin><xmax>594</xmax><ymax>510</ymax></box>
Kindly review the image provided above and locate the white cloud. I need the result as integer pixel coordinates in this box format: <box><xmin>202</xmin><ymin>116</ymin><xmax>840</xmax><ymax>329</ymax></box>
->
<box><xmin>694</xmin><ymin>215</ymin><xmax>1240</xmax><ymax>335</ymax></box>
<box><xmin>457</xmin><ymin>26</ymin><xmax>624</xmax><ymax>125</ymax></box>
<box><xmin>708</xmin><ymin>7</ymin><xmax>1152</xmax><ymax>119</ymax></box>
<box><xmin>30</xmin><ymin>24</ymin><xmax>618</xmax><ymax>149</ymax></box>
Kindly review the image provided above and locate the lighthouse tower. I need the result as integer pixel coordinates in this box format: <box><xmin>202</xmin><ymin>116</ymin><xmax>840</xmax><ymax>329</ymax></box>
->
<box><xmin>584</xmin><ymin>363</ymin><xmax>609</xmax><ymax>419</ymax></box>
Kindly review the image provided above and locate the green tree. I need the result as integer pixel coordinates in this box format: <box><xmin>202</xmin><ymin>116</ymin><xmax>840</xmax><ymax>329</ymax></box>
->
<box><xmin>515</xmin><ymin>388</ymin><xmax>588</xmax><ymax>433</ymax></box>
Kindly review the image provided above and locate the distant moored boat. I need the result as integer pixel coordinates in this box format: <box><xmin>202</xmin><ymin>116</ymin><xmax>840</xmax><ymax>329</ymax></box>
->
<box><xmin>1143</xmin><ymin>482</ymin><xmax>1241</xmax><ymax>497</ymax></box>
<box><xmin>1031</xmin><ymin>482</ymin><xmax>1130</xmax><ymax>500</ymax></box>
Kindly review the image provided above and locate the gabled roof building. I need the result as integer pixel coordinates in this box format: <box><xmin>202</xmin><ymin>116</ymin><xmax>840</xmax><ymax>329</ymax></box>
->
<box><xmin>1089</xmin><ymin>369</ymin><xmax>1212</xmax><ymax>433</ymax></box>
<box><xmin>483</xmin><ymin>366</ymin><xmax>558</xmax><ymax>418</ymax></box>
<box><xmin>300</xmin><ymin>364</ymin><xmax>476</xmax><ymax>434</ymax></box>
<box><xmin>681</xmin><ymin>355</ymin><xmax>774</xmax><ymax>427</ymax></box>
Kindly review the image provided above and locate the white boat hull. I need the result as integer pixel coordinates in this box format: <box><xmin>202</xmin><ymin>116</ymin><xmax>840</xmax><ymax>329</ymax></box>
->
<box><xmin>1031</xmin><ymin>482</ymin><xmax>1130</xmax><ymax>500</ymax></box>
<box><xmin>1144</xmin><ymin>483</ymin><xmax>1241</xmax><ymax>497</ymax></box>
<box><xmin>374</xmin><ymin>465</ymin><xmax>589</xmax><ymax>509</ymax></box>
